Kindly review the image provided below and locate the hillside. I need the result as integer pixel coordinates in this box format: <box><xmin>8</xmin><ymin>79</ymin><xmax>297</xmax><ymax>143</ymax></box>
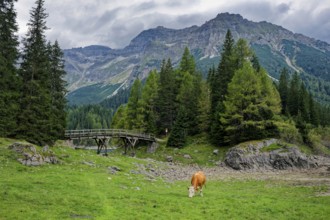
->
<box><xmin>64</xmin><ymin>13</ymin><xmax>330</xmax><ymax>105</ymax></box>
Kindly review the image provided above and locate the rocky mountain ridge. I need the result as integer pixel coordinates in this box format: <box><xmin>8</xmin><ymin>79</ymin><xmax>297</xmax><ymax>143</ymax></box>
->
<box><xmin>64</xmin><ymin>13</ymin><xmax>330</xmax><ymax>105</ymax></box>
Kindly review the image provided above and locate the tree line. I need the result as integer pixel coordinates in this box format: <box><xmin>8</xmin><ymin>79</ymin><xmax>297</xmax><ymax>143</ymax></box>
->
<box><xmin>0</xmin><ymin>0</ymin><xmax>66</xmax><ymax>145</ymax></box>
<box><xmin>112</xmin><ymin>30</ymin><xmax>330</xmax><ymax>148</ymax></box>
<box><xmin>66</xmin><ymin>105</ymin><xmax>113</xmax><ymax>130</ymax></box>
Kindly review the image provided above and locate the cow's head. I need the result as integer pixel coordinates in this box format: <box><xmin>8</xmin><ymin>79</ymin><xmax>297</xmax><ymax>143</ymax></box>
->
<box><xmin>188</xmin><ymin>186</ymin><xmax>195</xmax><ymax>198</ymax></box>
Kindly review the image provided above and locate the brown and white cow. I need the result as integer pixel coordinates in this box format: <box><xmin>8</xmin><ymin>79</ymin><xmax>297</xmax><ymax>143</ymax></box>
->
<box><xmin>188</xmin><ymin>171</ymin><xmax>206</xmax><ymax>198</ymax></box>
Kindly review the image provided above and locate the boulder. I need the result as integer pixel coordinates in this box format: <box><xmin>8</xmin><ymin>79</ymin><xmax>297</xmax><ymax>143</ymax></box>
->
<box><xmin>9</xmin><ymin>143</ymin><xmax>59</xmax><ymax>166</ymax></box>
<box><xmin>183</xmin><ymin>154</ymin><xmax>192</xmax><ymax>159</ymax></box>
<box><xmin>224</xmin><ymin>139</ymin><xmax>319</xmax><ymax>170</ymax></box>
<box><xmin>166</xmin><ymin>156</ymin><xmax>173</xmax><ymax>162</ymax></box>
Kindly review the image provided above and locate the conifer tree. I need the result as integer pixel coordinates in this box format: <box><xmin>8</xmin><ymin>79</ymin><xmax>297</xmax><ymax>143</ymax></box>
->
<box><xmin>111</xmin><ymin>105</ymin><xmax>128</xmax><ymax>129</ymax></box>
<box><xmin>298</xmin><ymin>83</ymin><xmax>310</xmax><ymax>123</ymax></box>
<box><xmin>197</xmin><ymin>81</ymin><xmax>211</xmax><ymax>133</ymax></box>
<box><xmin>180</xmin><ymin>47</ymin><xmax>196</xmax><ymax>74</ymax></box>
<box><xmin>16</xmin><ymin>0</ymin><xmax>53</xmax><ymax>145</ymax></box>
<box><xmin>287</xmin><ymin>72</ymin><xmax>300</xmax><ymax>117</ymax></box>
<box><xmin>251</xmin><ymin>53</ymin><xmax>261</xmax><ymax>72</ymax></box>
<box><xmin>308</xmin><ymin>93</ymin><xmax>319</xmax><ymax>126</ymax></box>
<box><xmin>207</xmin><ymin>65</ymin><xmax>216</xmax><ymax>84</ymax></box>
<box><xmin>48</xmin><ymin>40</ymin><xmax>67</xmax><ymax>140</ymax></box>
<box><xmin>278</xmin><ymin>68</ymin><xmax>289</xmax><ymax>115</ymax></box>
<box><xmin>167</xmin><ymin>106</ymin><xmax>188</xmax><ymax>148</ymax></box>
<box><xmin>210</xmin><ymin>30</ymin><xmax>235</xmax><ymax>145</ymax></box>
<box><xmin>210</xmin><ymin>30</ymin><xmax>235</xmax><ymax>115</ymax></box>
<box><xmin>156</xmin><ymin>59</ymin><xmax>176</xmax><ymax>135</ymax></box>
<box><xmin>0</xmin><ymin>0</ymin><xmax>20</xmax><ymax>137</ymax></box>
<box><xmin>220</xmin><ymin>62</ymin><xmax>281</xmax><ymax>144</ymax></box>
<box><xmin>176</xmin><ymin>48</ymin><xmax>201</xmax><ymax>135</ymax></box>
<box><xmin>176</xmin><ymin>71</ymin><xmax>199</xmax><ymax>135</ymax></box>
<box><xmin>138</xmin><ymin>70</ymin><xmax>159</xmax><ymax>134</ymax></box>
<box><xmin>233</xmin><ymin>38</ymin><xmax>253</xmax><ymax>69</ymax></box>
<box><xmin>126</xmin><ymin>79</ymin><xmax>142</xmax><ymax>130</ymax></box>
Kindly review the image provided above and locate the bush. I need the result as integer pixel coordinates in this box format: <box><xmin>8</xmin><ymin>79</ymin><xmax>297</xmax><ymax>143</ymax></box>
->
<box><xmin>274</xmin><ymin>119</ymin><xmax>302</xmax><ymax>144</ymax></box>
<box><xmin>306</xmin><ymin>127</ymin><xmax>330</xmax><ymax>155</ymax></box>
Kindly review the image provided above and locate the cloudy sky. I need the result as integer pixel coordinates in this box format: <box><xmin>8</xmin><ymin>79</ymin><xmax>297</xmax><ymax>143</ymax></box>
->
<box><xmin>15</xmin><ymin>0</ymin><xmax>330</xmax><ymax>49</ymax></box>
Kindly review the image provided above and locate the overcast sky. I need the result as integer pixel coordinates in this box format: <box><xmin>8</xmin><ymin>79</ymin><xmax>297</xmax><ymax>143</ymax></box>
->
<box><xmin>15</xmin><ymin>0</ymin><xmax>330</xmax><ymax>49</ymax></box>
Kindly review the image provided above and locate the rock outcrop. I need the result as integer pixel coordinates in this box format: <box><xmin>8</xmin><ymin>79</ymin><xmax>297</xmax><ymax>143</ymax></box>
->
<box><xmin>224</xmin><ymin>139</ymin><xmax>319</xmax><ymax>170</ymax></box>
<box><xmin>9</xmin><ymin>143</ymin><xmax>59</xmax><ymax>166</ymax></box>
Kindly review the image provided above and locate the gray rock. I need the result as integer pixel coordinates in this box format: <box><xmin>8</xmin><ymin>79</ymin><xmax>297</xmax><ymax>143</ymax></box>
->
<box><xmin>8</xmin><ymin>143</ymin><xmax>59</xmax><ymax>166</ymax></box>
<box><xmin>213</xmin><ymin>149</ymin><xmax>219</xmax><ymax>155</ymax></box>
<box><xmin>130</xmin><ymin>170</ymin><xmax>140</xmax><ymax>174</ymax></box>
<box><xmin>183</xmin><ymin>154</ymin><xmax>192</xmax><ymax>159</ymax></box>
<box><xmin>82</xmin><ymin>161</ymin><xmax>95</xmax><ymax>166</ymax></box>
<box><xmin>42</xmin><ymin>145</ymin><xmax>50</xmax><ymax>152</ymax></box>
<box><xmin>166</xmin><ymin>156</ymin><xmax>173</xmax><ymax>162</ymax></box>
<box><xmin>224</xmin><ymin>139</ymin><xmax>319</xmax><ymax>170</ymax></box>
<box><xmin>109</xmin><ymin>166</ymin><xmax>121</xmax><ymax>174</ymax></box>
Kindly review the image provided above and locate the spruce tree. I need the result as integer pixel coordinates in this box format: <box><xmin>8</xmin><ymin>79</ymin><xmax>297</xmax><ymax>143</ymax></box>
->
<box><xmin>156</xmin><ymin>59</ymin><xmax>176</xmax><ymax>135</ymax></box>
<box><xmin>176</xmin><ymin>48</ymin><xmax>201</xmax><ymax>135</ymax></box>
<box><xmin>0</xmin><ymin>0</ymin><xmax>20</xmax><ymax>137</ymax></box>
<box><xmin>48</xmin><ymin>40</ymin><xmax>67</xmax><ymax>140</ymax></box>
<box><xmin>197</xmin><ymin>81</ymin><xmax>211</xmax><ymax>133</ymax></box>
<box><xmin>308</xmin><ymin>93</ymin><xmax>319</xmax><ymax>126</ymax></box>
<box><xmin>210</xmin><ymin>30</ymin><xmax>235</xmax><ymax>115</ymax></box>
<box><xmin>180</xmin><ymin>47</ymin><xmax>196</xmax><ymax>74</ymax></box>
<box><xmin>16</xmin><ymin>0</ymin><xmax>53</xmax><ymax>145</ymax></box>
<box><xmin>210</xmin><ymin>30</ymin><xmax>235</xmax><ymax>145</ymax></box>
<box><xmin>138</xmin><ymin>70</ymin><xmax>159</xmax><ymax>134</ymax></box>
<box><xmin>287</xmin><ymin>72</ymin><xmax>300</xmax><ymax>117</ymax></box>
<box><xmin>298</xmin><ymin>83</ymin><xmax>310</xmax><ymax>123</ymax></box>
<box><xmin>126</xmin><ymin>79</ymin><xmax>142</xmax><ymax>130</ymax></box>
<box><xmin>278</xmin><ymin>68</ymin><xmax>289</xmax><ymax>115</ymax></box>
<box><xmin>176</xmin><ymin>71</ymin><xmax>199</xmax><ymax>135</ymax></box>
<box><xmin>251</xmin><ymin>53</ymin><xmax>261</xmax><ymax>72</ymax></box>
<box><xmin>167</xmin><ymin>106</ymin><xmax>188</xmax><ymax>148</ymax></box>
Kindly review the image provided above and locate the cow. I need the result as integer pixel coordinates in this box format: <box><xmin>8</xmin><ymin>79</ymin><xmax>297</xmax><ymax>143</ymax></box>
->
<box><xmin>188</xmin><ymin>171</ymin><xmax>206</xmax><ymax>198</ymax></box>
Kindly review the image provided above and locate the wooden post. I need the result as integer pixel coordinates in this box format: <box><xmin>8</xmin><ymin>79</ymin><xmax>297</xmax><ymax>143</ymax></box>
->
<box><xmin>121</xmin><ymin>137</ymin><xmax>138</xmax><ymax>155</ymax></box>
<box><xmin>94</xmin><ymin>137</ymin><xmax>109</xmax><ymax>155</ymax></box>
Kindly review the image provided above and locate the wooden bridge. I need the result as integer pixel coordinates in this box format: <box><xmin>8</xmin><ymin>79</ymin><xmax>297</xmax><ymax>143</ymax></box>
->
<box><xmin>64</xmin><ymin>129</ymin><xmax>156</xmax><ymax>155</ymax></box>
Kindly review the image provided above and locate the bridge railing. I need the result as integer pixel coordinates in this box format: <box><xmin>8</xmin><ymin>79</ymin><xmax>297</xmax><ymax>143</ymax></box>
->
<box><xmin>64</xmin><ymin>129</ymin><xmax>155</xmax><ymax>141</ymax></box>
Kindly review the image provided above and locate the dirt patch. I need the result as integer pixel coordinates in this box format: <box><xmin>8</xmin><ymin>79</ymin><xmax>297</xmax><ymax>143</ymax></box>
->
<box><xmin>135</xmin><ymin>158</ymin><xmax>330</xmax><ymax>189</ymax></box>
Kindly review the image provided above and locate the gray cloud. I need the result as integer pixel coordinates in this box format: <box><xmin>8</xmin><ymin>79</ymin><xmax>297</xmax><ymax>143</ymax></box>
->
<box><xmin>15</xmin><ymin>0</ymin><xmax>330</xmax><ymax>49</ymax></box>
<box><xmin>276</xmin><ymin>3</ymin><xmax>291</xmax><ymax>14</ymax></box>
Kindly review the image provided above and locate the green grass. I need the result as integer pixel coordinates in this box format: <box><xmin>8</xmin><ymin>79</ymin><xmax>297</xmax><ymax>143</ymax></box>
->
<box><xmin>133</xmin><ymin>136</ymin><xmax>229</xmax><ymax>166</ymax></box>
<box><xmin>260</xmin><ymin>143</ymin><xmax>284</xmax><ymax>152</ymax></box>
<box><xmin>0</xmin><ymin>138</ymin><xmax>329</xmax><ymax>219</ymax></box>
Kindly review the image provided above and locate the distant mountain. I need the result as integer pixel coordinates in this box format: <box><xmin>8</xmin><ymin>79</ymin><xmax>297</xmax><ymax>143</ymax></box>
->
<box><xmin>64</xmin><ymin>13</ymin><xmax>330</xmax><ymax>105</ymax></box>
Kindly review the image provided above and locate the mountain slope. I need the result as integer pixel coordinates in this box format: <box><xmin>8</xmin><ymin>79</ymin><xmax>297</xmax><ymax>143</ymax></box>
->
<box><xmin>64</xmin><ymin>13</ymin><xmax>330</xmax><ymax>105</ymax></box>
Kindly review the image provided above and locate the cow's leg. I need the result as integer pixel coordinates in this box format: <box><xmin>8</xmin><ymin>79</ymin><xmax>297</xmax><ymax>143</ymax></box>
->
<box><xmin>200</xmin><ymin>186</ymin><xmax>203</xmax><ymax>197</ymax></box>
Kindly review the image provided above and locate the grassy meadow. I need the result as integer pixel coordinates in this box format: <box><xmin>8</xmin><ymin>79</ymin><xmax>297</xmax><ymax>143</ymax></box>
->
<box><xmin>0</xmin><ymin>138</ymin><xmax>329</xmax><ymax>220</ymax></box>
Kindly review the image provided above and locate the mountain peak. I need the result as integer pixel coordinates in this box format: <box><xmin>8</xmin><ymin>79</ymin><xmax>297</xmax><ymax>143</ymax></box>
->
<box><xmin>215</xmin><ymin>12</ymin><xmax>244</xmax><ymax>21</ymax></box>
